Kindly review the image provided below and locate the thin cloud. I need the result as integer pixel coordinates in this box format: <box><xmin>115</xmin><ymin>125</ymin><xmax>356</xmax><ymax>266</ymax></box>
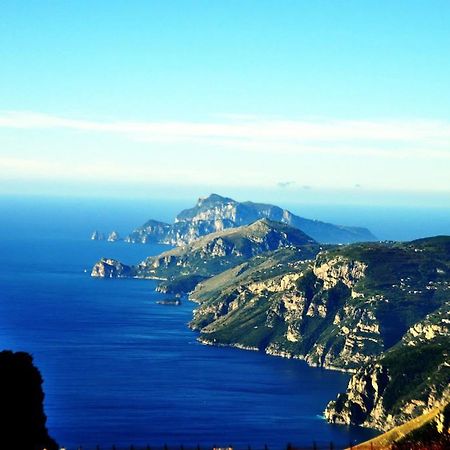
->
<box><xmin>277</xmin><ymin>181</ymin><xmax>296</xmax><ymax>188</ymax></box>
<box><xmin>1</xmin><ymin>111</ymin><xmax>450</xmax><ymax>160</ymax></box>
<box><xmin>0</xmin><ymin>156</ymin><xmax>274</xmax><ymax>187</ymax></box>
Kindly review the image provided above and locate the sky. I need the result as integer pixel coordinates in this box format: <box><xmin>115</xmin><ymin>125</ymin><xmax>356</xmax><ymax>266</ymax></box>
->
<box><xmin>0</xmin><ymin>1</ymin><xmax>449</xmax><ymax>206</ymax></box>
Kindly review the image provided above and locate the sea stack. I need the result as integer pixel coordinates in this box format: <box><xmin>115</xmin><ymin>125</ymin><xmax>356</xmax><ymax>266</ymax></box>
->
<box><xmin>107</xmin><ymin>231</ymin><xmax>120</xmax><ymax>242</ymax></box>
<box><xmin>91</xmin><ymin>230</ymin><xmax>104</xmax><ymax>240</ymax></box>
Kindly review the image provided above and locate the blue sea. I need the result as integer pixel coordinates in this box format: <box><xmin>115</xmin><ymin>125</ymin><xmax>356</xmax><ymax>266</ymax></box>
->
<box><xmin>1</xmin><ymin>196</ymin><xmax>449</xmax><ymax>449</ymax></box>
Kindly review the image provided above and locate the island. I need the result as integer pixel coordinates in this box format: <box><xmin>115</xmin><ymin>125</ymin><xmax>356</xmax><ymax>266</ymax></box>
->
<box><xmin>93</xmin><ymin>193</ymin><xmax>377</xmax><ymax>245</ymax></box>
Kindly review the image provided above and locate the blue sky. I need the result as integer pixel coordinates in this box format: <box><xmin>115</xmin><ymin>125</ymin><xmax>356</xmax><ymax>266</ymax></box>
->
<box><xmin>0</xmin><ymin>1</ymin><xmax>449</xmax><ymax>205</ymax></box>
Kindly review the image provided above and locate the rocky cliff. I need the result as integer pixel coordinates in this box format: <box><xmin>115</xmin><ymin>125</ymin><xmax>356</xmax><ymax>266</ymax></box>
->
<box><xmin>190</xmin><ymin>246</ymin><xmax>386</xmax><ymax>371</ymax></box>
<box><xmin>189</xmin><ymin>236</ymin><xmax>450</xmax><ymax>419</ymax></box>
<box><xmin>91</xmin><ymin>257</ymin><xmax>133</xmax><ymax>278</ymax></box>
<box><xmin>123</xmin><ymin>193</ymin><xmax>376</xmax><ymax>245</ymax></box>
<box><xmin>0</xmin><ymin>350</ymin><xmax>59</xmax><ymax>450</ymax></box>
<box><xmin>325</xmin><ymin>302</ymin><xmax>450</xmax><ymax>431</ymax></box>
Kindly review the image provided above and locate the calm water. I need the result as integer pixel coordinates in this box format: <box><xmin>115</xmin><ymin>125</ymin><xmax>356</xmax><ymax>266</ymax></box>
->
<box><xmin>5</xmin><ymin>195</ymin><xmax>445</xmax><ymax>448</ymax></box>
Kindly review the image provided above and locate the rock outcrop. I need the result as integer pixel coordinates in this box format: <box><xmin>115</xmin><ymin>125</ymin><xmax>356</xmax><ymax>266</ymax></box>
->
<box><xmin>91</xmin><ymin>230</ymin><xmax>104</xmax><ymax>240</ymax></box>
<box><xmin>91</xmin><ymin>258</ymin><xmax>133</xmax><ymax>278</ymax></box>
<box><xmin>107</xmin><ymin>231</ymin><xmax>120</xmax><ymax>242</ymax></box>
<box><xmin>0</xmin><ymin>350</ymin><xmax>59</xmax><ymax>450</ymax></box>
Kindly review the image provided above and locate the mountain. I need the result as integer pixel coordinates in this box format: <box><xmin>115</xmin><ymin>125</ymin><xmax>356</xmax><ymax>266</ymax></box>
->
<box><xmin>124</xmin><ymin>193</ymin><xmax>376</xmax><ymax>245</ymax></box>
<box><xmin>92</xmin><ymin>219</ymin><xmax>320</xmax><ymax>293</ymax></box>
<box><xmin>0</xmin><ymin>350</ymin><xmax>59</xmax><ymax>450</ymax></box>
<box><xmin>189</xmin><ymin>236</ymin><xmax>450</xmax><ymax>430</ymax></box>
<box><xmin>190</xmin><ymin>236</ymin><xmax>450</xmax><ymax>371</ymax></box>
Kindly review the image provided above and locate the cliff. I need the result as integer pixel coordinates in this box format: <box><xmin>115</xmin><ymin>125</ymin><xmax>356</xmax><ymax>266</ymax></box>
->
<box><xmin>188</xmin><ymin>236</ymin><xmax>450</xmax><ymax>432</ymax></box>
<box><xmin>0</xmin><ymin>350</ymin><xmax>59</xmax><ymax>450</ymax></box>
<box><xmin>325</xmin><ymin>302</ymin><xmax>450</xmax><ymax>431</ymax></box>
<box><xmin>123</xmin><ymin>193</ymin><xmax>376</xmax><ymax>245</ymax></box>
<box><xmin>190</xmin><ymin>237</ymin><xmax>450</xmax><ymax>372</ymax></box>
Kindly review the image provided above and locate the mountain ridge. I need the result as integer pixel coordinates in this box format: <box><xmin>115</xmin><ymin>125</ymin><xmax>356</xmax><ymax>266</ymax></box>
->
<box><xmin>117</xmin><ymin>194</ymin><xmax>377</xmax><ymax>245</ymax></box>
<box><xmin>92</xmin><ymin>218</ymin><xmax>320</xmax><ymax>293</ymax></box>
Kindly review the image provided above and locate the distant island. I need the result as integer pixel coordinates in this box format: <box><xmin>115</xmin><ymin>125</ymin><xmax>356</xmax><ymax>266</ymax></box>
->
<box><xmin>92</xmin><ymin>193</ymin><xmax>377</xmax><ymax>245</ymax></box>
<box><xmin>91</xmin><ymin>194</ymin><xmax>449</xmax><ymax>437</ymax></box>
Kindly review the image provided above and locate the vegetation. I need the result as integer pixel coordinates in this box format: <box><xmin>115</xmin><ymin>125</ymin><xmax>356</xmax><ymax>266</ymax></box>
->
<box><xmin>380</xmin><ymin>337</ymin><xmax>449</xmax><ymax>415</ymax></box>
<box><xmin>130</xmin><ymin>219</ymin><xmax>319</xmax><ymax>292</ymax></box>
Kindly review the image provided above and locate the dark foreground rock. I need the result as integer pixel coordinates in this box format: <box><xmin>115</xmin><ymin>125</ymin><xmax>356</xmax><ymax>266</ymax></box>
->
<box><xmin>0</xmin><ymin>350</ymin><xmax>58</xmax><ymax>450</ymax></box>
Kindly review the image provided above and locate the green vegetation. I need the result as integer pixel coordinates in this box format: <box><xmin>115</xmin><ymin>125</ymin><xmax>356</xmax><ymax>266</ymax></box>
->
<box><xmin>381</xmin><ymin>337</ymin><xmax>449</xmax><ymax>414</ymax></box>
<box><xmin>156</xmin><ymin>274</ymin><xmax>208</xmax><ymax>294</ymax></box>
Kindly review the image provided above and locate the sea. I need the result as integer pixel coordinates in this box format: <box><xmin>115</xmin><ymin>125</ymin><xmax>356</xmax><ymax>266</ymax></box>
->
<box><xmin>1</xmin><ymin>195</ymin><xmax>449</xmax><ymax>450</ymax></box>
